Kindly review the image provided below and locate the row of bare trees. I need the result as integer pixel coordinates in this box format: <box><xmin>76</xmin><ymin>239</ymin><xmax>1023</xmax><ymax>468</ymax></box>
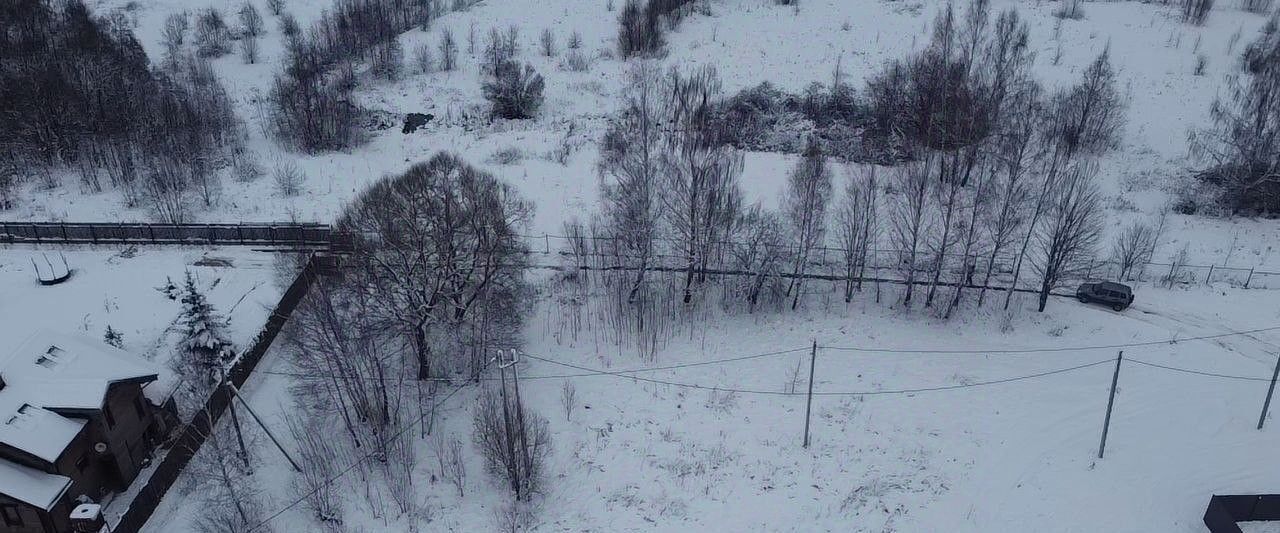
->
<box><xmin>579</xmin><ymin>0</ymin><xmax>1127</xmax><ymax>362</ymax></box>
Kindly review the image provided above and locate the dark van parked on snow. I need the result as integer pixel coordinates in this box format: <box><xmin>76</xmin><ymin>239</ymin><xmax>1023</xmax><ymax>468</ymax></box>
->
<box><xmin>1076</xmin><ymin>282</ymin><xmax>1135</xmax><ymax>311</ymax></box>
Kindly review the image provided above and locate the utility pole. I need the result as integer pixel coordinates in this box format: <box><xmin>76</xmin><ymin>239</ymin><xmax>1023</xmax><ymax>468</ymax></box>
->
<box><xmin>496</xmin><ymin>349</ymin><xmax>520</xmax><ymax>500</ymax></box>
<box><xmin>509</xmin><ymin>349</ymin><xmax>531</xmax><ymax>501</ymax></box>
<box><xmin>1258</xmin><ymin>354</ymin><xmax>1280</xmax><ymax>430</ymax></box>
<box><xmin>803</xmin><ymin>340</ymin><xmax>817</xmax><ymax>448</ymax></box>
<box><xmin>1098</xmin><ymin>351</ymin><xmax>1124</xmax><ymax>459</ymax></box>
<box><xmin>227</xmin><ymin>384</ymin><xmax>302</xmax><ymax>472</ymax></box>
<box><xmin>218</xmin><ymin>366</ymin><xmax>250</xmax><ymax>469</ymax></box>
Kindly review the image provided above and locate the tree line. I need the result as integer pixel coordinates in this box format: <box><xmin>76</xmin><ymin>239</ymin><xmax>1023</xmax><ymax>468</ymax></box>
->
<box><xmin>0</xmin><ymin>0</ymin><xmax>240</xmax><ymax>221</ymax></box>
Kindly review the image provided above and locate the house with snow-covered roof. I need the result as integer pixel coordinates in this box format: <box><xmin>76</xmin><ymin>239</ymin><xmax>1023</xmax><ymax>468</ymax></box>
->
<box><xmin>0</xmin><ymin>331</ymin><xmax>177</xmax><ymax>533</ymax></box>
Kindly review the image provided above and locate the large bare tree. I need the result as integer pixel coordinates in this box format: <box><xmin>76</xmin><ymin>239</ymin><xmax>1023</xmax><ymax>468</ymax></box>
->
<box><xmin>1033</xmin><ymin>162</ymin><xmax>1104</xmax><ymax>311</ymax></box>
<box><xmin>336</xmin><ymin>152</ymin><xmax>532</xmax><ymax>381</ymax></box>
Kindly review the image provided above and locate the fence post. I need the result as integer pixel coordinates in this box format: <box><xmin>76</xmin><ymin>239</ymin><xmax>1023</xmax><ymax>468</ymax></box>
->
<box><xmin>545</xmin><ymin>233</ymin><xmax>550</xmax><ymax>254</ymax></box>
<box><xmin>1206</xmin><ymin>264</ymin><xmax>1214</xmax><ymax>284</ymax></box>
<box><xmin>1246</xmin><ymin>268</ymin><xmax>1254</xmax><ymax>289</ymax></box>
<box><xmin>1258</xmin><ymin>354</ymin><xmax>1280</xmax><ymax>430</ymax></box>
<box><xmin>1098</xmin><ymin>351</ymin><xmax>1124</xmax><ymax>459</ymax></box>
<box><xmin>802</xmin><ymin>341</ymin><xmax>817</xmax><ymax>449</ymax></box>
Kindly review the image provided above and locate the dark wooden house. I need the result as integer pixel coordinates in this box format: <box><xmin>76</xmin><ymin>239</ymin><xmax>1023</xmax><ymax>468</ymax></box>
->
<box><xmin>0</xmin><ymin>332</ymin><xmax>176</xmax><ymax>533</ymax></box>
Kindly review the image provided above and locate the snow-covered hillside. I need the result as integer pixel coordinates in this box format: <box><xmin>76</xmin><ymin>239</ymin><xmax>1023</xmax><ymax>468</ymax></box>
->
<box><xmin>5</xmin><ymin>0</ymin><xmax>1273</xmax><ymax>270</ymax></box>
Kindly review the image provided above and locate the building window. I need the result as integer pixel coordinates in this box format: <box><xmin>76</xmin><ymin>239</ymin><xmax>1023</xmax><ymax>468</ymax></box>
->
<box><xmin>0</xmin><ymin>505</ymin><xmax>22</xmax><ymax>526</ymax></box>
<box><xmin>134</xmin><ymin>395</ymin><xmax>147</xmax><ymax>419</ymax></box>
<box><xmin>76</xmin><ymin>452</ymin><xmax>90</xmax><ymax>473</ymax></box>
<box><xmin>104</xmin><ymin>404</ymin><xmax>116</xmax><ymax>429</ymax></box>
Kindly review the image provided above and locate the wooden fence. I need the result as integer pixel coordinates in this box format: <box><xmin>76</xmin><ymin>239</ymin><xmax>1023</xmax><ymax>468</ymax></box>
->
<box><xmin>0</xmin><ymin>221</ymin><xmax>343</xmax><ymax>250</ymax></box>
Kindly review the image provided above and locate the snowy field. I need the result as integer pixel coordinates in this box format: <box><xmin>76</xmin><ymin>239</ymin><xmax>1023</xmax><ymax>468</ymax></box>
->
<box><xmin>138</xmin><ymin>277</ymin><xmax>1280</xmax><ymax>532</ymax></box>
<box><xmin>0</xmin><ymin>0</ymin><xmax>1270</xmax><ymax>270</ymax></box>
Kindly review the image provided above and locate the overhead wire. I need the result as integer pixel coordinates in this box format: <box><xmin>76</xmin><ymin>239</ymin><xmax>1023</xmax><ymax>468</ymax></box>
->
<box><xmin>819</xmin><ymin>324</ymin><xmax>1280</xmax><ymax>354</ymax></box>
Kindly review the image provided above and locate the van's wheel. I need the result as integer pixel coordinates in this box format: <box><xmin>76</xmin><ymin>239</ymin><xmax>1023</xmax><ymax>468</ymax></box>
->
<box><xmin>1112</xmin><ymin>304</ymin><xmax>1125</xmax><ymax>311</ymax></box>
<box><xmin>1078</xmin><ymin>295</ymin><xmax>1088</xmax><ymax>303</ymax></box>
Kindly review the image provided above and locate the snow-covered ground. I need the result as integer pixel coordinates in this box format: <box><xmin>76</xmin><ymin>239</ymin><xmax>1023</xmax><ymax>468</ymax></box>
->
<box><xmin>0</xmin><ymin>0</ymin><xmax>1270</xmax><ymax>271</ymax></box>
<box><xmin>138</xmin><ymin>277</ymin><xmax>1280</xmax><ymax>532</ymax></box>
<box><xmin>5</xmin><ymin>0</ymin><xmax>1280</xmax><ymax>531</ymax></box>
<box><xmin>0</xmin><ymin>245</ymin><xmax>283</xmax><ymax>362</ymax></box>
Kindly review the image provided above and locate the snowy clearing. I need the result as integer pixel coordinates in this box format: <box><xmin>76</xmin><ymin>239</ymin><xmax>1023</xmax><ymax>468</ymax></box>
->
<box><xmin>140</xmin><ymin>278</ymin><xmax>1280</xmax><ymax>532</ymax></box>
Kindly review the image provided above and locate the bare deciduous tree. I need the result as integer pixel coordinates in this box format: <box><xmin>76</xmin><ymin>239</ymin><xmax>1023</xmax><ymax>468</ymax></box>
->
<box><xmin>599</xmin><ymin>64</ymin><xmax>665</xmax><ymax>305</ymax></box>
<box><xmin>890</xmin><ymin>160</ymin><xmax>932</xmax><ymax>308</ymax></box>
<box><xmin>432</xmin><ymin>432</ymin><xmax>467</xmax><ymax>497</ymax></box>
<box><xmin>1110</xmin><ymin>221</ymin><xmax>1156</xmax><ymax>281</ymax></box>
<box><xmin>659</xmin><ymin>66</ymin><xmax>743</xmax><ymax>303</ymax></box>
<box><xmin>1032</xmin><ymin>162</ymin><xmax>1104</xmax><ymax>312</ymax></box>
<box><xmin>783</xmin><ymin>137</ymin><xmax>833</xmax><ymax>310</ymax></box>
<box><xmin>335</xmin><ymin>152</ymin><xmax>532</xmax><ymax>381</ymax></box>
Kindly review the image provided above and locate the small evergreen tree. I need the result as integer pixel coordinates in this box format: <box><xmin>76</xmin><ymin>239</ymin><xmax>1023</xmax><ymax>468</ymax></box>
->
<box><xmin>178</xmin><ymin>271</ymin><xmax>236</xmax><ymax>381</ymax></box>
<box><xmin>157</xmin><ymin>276</ymin><xmax>180</xmax><ymax>300</ymax></box>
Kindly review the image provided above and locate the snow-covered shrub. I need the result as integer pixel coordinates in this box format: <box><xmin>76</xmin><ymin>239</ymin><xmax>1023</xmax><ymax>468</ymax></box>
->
<box><xmin>240</xmin><ymin>34</ymin><xmax>259</xmax><ymax>63</ymax></box>
<box><xmin>540</xmin><ymin>28</ymin><xmax>556</xmax><ymax>56</ymax></box>
<box><xmin>568</xmin><ymin>30</ymin><xmax>582</xmax><ymax>49</ymax></box>
<box><xmin>483</xmin><ymin>61</ymin><xmax>545</xmax><ymax>119</ymax></box>
<box><xmin>1054</xmin><ymin>0</ymin><xmax>1084</xmax><ymax>20</ymax></box>
<box><xmin>560</xmin><ymin>380</ymin><xmax>577</xmax><ymax>421</ymax></box>
<box><xmin>439</xmin><ymin>29</ymin><xmax>459</xmax><ymax>71</ymax></box>
<box><xmin>490</xmin><ymin>146</ymin><xmax>524</xmax><ymax>165</ymax></box>
<box><xmin>239</xmin><ymin>2</ymin><xmax>265</xmax><ymax>37</ymax></box>
<box><xmin>413</xmin><ymin>42</ymin><xmax>434</xmax><ymax>73</ymax></box>
<box><xmin>369</xmin><ymin>39</ymin><xmax>404</xmax><ymax>81</ymax></box>
<box><xmin>472</xmin><ymin>387</ymin><xmax>552</xmax><ymax>500</ymax></box>
<box><xmin>617</xmin><ymin>0</ymin><xmax>663</xmax><ymax>57</ymax></box>
<box><xmin>1182</xmin><ymin>0</ymin><xmax>1212</xmax><ymax>25</ymax></box>
<box><xmin>194</xmin><ymin>8</ymin><xmax>233</xmax><ymax>57</ymax></box>
<box><xmin>268</xmin><ymin>72</ymin><xmax>360</xmax><ymax>153</ymax></box>
<box><xmin>163</xmin><ymin>12</ymin><xmax>190</xmax><ymax>48</ymax></box>
<box><xmin>103</xmin><ymin>326</ymin><xmax>124</xmax><ymax>349</ymax></box>
<box><xmin>278</xmin><ymin>12</ymin><xmax>299</xmax><ymax>37</ymax></box>
<box><xmin>563</xmin><ymin>49</ymin><xmax>590</xmax><ymax>71</ymax></box>
<box><xmin>231</xmin><ymin>149</ymin><xmax>263</xmax><ymax>182</ymax></box>
<box><xmin>266</xmin><ymin>0</ymin><xmax>284</xmax><ymax>15</ymax></box>
<box><xmin>432</xmin><ymin>432</ymin><xmax>466</xmax><ymax>497</ymax></box>
<box><xmin>273</xmin><ymin>161</ymin><xmax>303</xmax><ymax>195</ymax></box>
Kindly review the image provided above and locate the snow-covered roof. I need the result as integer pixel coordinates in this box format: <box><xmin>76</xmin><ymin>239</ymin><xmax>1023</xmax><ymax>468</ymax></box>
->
<box><xmin>0</xmin><ymin>331</ymin><xmax>161</xmax><ymax>506</ymax></box>
<box><xmin>0</xmin><ymin>331</ymin><xmax>161</xmax><ymax>412</ymax></box>
<box><xmin>0</xmin><ymin>459</ymin><xmax>70</xmax><ymax>511</ymax></box>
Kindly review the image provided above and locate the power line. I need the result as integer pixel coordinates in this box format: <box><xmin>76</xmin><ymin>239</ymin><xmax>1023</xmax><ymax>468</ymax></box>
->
<box><xmin>260</xmin><ymin>346</ymin><xmax>811</xmax><ymax>382</ymax></box>
<box><xmin>820</xmin><ymin>324</ymin><xmax>1280</xmax><ymax>355</ymax></box>
<box><xmin>521</xmin><ymin>352</ymin><xmax>1117</xmax><ymax>397</ymax></box>
<box><xmin>1125</xmin><ymin>358</ymin><xmax>1274</xmax><ymax>382</ymax></box>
